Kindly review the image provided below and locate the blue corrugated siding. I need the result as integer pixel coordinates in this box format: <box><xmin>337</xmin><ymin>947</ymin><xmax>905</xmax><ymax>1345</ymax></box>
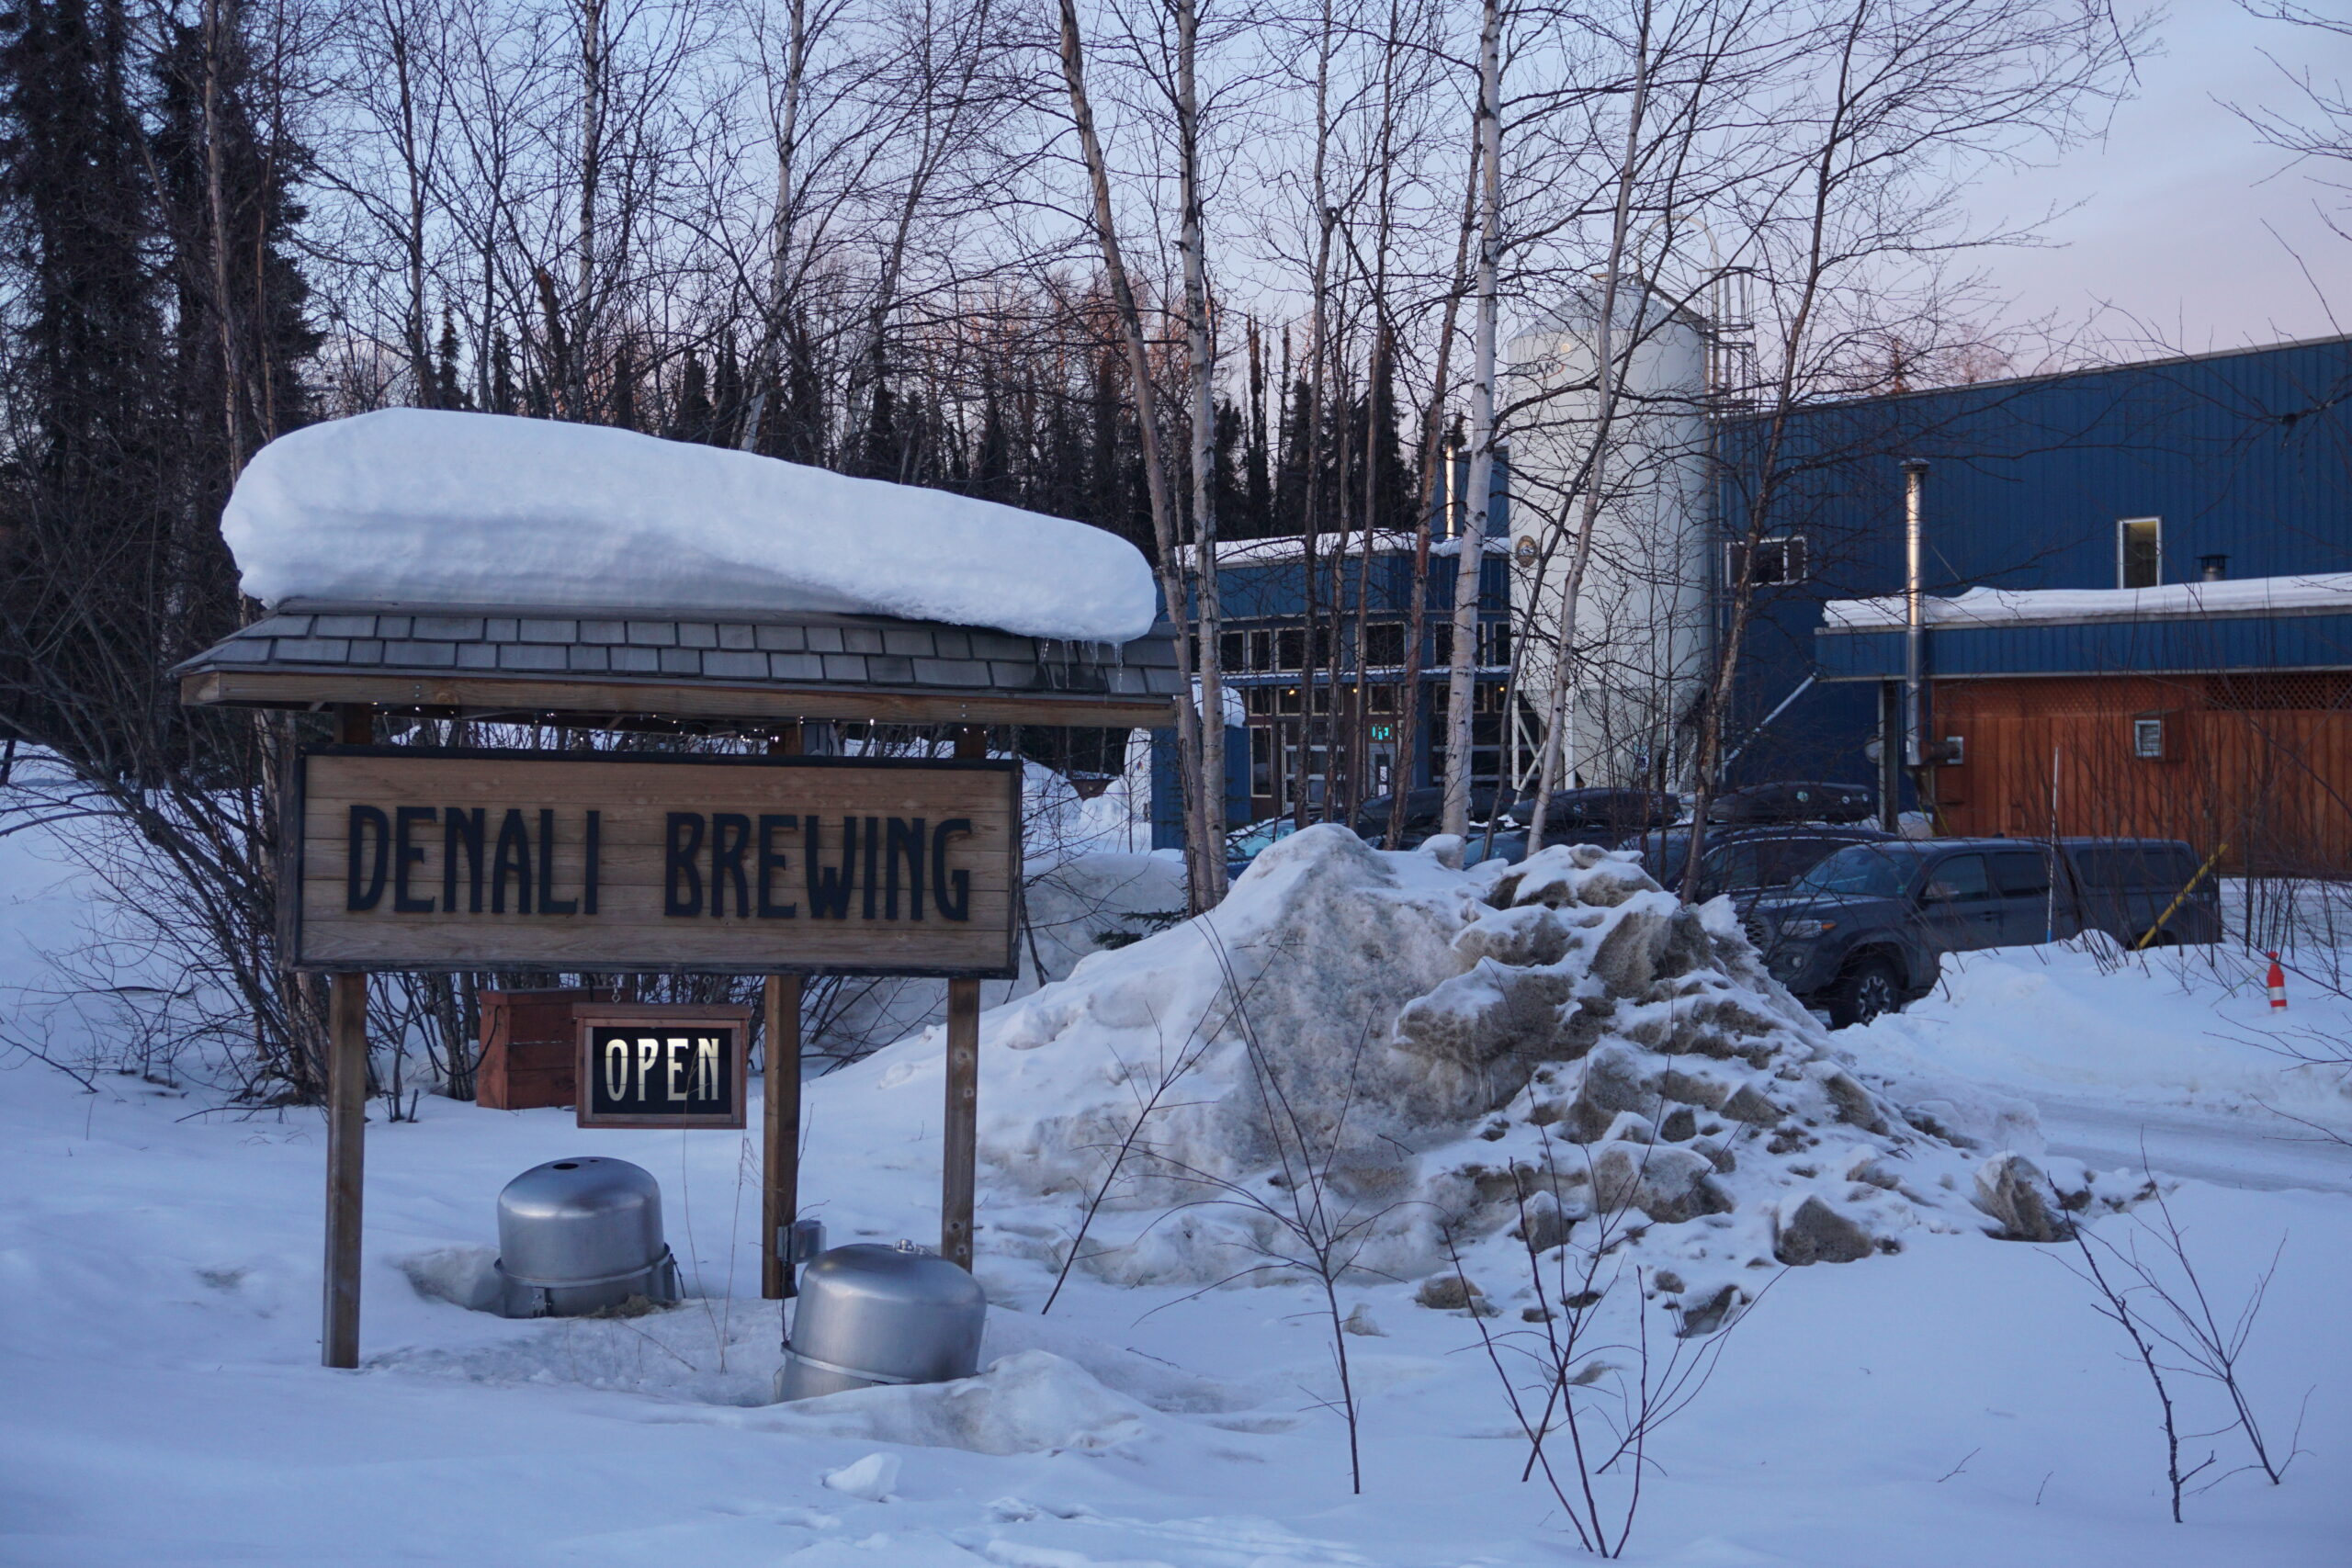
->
<box><xmin>1149</xmin><ymin>723</ymin><xmax>1253</xmax><ymax>852</ymax></box>
<box><xmin>1720</xmin><ymin>336</ymin><xmax>2352</xmax><ymax>783</ymax></box>
<box><xmin>1209</xmin><ymin>547</ymin><xmax>1507</xmax><ymax>621</ymax></box>
<box><xmin>1818</xmin><ymin>611</ymin><xmax>2352</xmax><ymax>680</ymax></box>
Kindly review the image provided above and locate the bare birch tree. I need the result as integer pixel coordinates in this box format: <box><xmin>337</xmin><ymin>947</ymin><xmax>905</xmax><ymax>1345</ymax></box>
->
<box><xmin>1439</xmin><ymin>0</ymin><xmax>1502</xmax><ymax>839</ymax></box>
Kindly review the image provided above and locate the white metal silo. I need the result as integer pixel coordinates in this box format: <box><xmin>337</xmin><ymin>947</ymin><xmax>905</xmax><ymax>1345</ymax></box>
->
<box><xmin>1504</xmin><ymin>284</ymin><xmax>1716</xmax><ymax>795</ymax></box>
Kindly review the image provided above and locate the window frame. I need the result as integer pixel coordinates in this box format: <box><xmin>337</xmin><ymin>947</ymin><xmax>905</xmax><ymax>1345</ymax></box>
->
<box><xmin>1726</xmin><ymin>534</ymin><xmax>1808</xmax><ymax>589</ymax></box>
<box><xmin>1921</xmin><ymin>852</ymin><xmax>1996</xmax><ymax>904</ymax></box>
<box><xmin>2118</xmin><ymin>516</ymin><xmax>2163</xmax><ymax>589</ymax></box>
<box><xmin>1988</xmin><ymin>849</ymin><xmax>2052</xmax><ymax>899</ymax></box>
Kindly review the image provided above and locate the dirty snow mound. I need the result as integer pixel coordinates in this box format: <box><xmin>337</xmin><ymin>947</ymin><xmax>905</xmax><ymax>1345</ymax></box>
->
<box><xmin>870</xmin><ymin>825</ymin><xmax>1478</xmax><ymax>1216</ymax></box>
<box><xmin>850</xmin><ymin>828</ymin><xmax>2124</xmax><ymax>1313</ymax></box>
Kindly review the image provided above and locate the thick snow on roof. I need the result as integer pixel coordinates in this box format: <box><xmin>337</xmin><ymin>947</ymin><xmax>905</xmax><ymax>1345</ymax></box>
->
<box><xmin>223</xmin><ymin>410</ymin><xmax>1160</xmax><ymax>643</ymax></box>
<box><xmin>1823</xmin><ymin>573</ymin><xmax>2352</xmax><ymax>631</ymax></box>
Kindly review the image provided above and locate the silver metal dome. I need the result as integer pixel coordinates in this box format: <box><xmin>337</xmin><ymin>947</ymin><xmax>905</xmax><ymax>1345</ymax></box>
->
<box><xmin>492</xmin><ymin>1156</ymin><xmax>680</xmax><ymax>1317</ymax></box>
<box><xmin>775</xmin><ymin>1242</ymin><xmax>987</xmax><ymax>1401</ymax></box>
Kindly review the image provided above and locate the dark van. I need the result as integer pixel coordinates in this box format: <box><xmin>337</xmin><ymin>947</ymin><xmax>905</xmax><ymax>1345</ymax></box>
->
<box><xmin>1745</xmin><ymin>837</ymin><xmax>2219</xmax><ymax>1027</ymax></box>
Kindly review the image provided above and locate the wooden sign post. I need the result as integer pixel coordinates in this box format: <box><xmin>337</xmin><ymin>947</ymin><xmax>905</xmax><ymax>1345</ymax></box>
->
<box><xmin>282</xmin><ymin>740</ymin><xmax>1021</xmax><ymax>1365</ymax></box>
<box><xmin>179</xmin><ymin>596</ymin><xmax>1180</xmax><ymax>1371</ymax></box>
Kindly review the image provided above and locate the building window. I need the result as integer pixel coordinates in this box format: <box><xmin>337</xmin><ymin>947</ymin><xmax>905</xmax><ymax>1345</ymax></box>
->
<box><xmin>1364</xmin><ymin>622</ymin><xmax>1405</xmax><ymax>666</ymax></box>
<box><xmin>2119</xmin><ymin>517</ymin><xmax>2161</xmax><ymax>588</ymax></box>
<box><xmin>1249</xmin><ymin>629</ymin><xmax>1272</xmax><ymax>671</ymax></box>
<box><xmin>1219</xmin><ymin>630</ymin><xmax>1245</xmax><ymax>671</ymax></box>
<box><xmin>1728</xmin><ymin>536</ymin><xmax>1807</xmax><ymax>587</ymax></box>
<box><xmin>2132</xmin><ymin>716</ymin><xmax>2165</xmax><ymax>760</ymax></box>
<box><xmin>1477</xmin><ymin>620</ymin><xmax>1511</xmax><ymax>667</ymax></box>
<box><xmin>1275</xmin><ymin>627</ymin><xmax>1305</xmax><ymax>671</ymax></box>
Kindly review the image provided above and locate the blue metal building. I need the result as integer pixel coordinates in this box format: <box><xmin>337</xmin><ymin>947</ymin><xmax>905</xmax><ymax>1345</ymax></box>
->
<box><xmin>1151</xmin><ymin>474</ymin><xmax>1514</xmax><ymax>850</ymax></box>
<box><xmin>1715</xmin><ymin>333</ymin><xmax>2352</xmax><ymax>787</ymax></box>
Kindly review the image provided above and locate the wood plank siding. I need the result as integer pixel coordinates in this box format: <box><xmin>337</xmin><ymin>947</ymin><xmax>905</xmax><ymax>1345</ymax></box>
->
<box><xmin>1931</xmin><ymin>674</ymin><xmax>2352</xmax><ymax>872</ymax></box>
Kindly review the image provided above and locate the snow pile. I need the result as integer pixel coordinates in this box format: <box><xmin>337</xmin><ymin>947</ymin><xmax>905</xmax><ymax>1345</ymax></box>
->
<box><xmin>783</xmin><ymin>1351</ymin><xmax>1149</xmax><ymax>1457</ymax></box>
<box><xmin>384</xmin><ymin>1241</ymin><xmax>1262</xmax><ymax>1436</ymax></box>
<box><xmin>223</xmin><ymin>410</ymin><xmax>1159</xmax><ymax>642</ymax></box>
<box><xmin>1851</xmin><ymin>937</ymin><xmax>2352</xmax><ymax>1151</ymax></box>
<box><xmin>847</xmin><ymin>827</ymin><xmax>2095</xmax><ymax>1318</ymax></box>
<box><xmin>808</xmin><ymin>751</ymin><xmax>1176</xmax><ymax>1056</ymax></box>
<box><xmin>1822</xmin><ymin>571</ymin><xmax>2352</xmax><ymax>631</ymax></box>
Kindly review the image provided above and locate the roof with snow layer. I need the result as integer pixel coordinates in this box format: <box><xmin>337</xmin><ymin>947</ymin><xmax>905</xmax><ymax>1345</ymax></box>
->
<box><xmin>177</xmin><ymin>410</ymin><xmax>1183</xmax><ymax>729</ymax></box>
<box><xmin>1815</xmin><ymin>575</ymin><xmax>2352</xmax><ymax>682</ymax></box>
<box><xmin>175</xmin><ymin>603</ymin><xmax>1184</xmax><ymax>731</ymax></box>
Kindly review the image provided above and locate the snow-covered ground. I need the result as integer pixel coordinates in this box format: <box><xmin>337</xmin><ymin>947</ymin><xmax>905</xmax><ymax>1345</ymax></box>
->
<box><xmin>1851</xmin><ymin>942</ymin><xmax>2352</xmax><ymax>1196</ymax></box>
<box><xmin>3</xmin><ymin>826</ymin><xmax>2348</xmax><ymax>1566</ymax></box>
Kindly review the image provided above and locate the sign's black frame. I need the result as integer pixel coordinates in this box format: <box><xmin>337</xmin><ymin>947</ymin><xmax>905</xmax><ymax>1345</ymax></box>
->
<box><xmin>574</xmin><ymin>1006</ymin><xmax>753</xmax><ymax>1129</ymax></box>
<box><xmin>283</xmin><ymin>744</ymin><xmax>1024</xmax><ymax>978</ymax></box>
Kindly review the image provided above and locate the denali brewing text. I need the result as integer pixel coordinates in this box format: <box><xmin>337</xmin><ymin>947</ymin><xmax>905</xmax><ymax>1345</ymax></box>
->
<box><xmin>341</xmin><ymin>806</ymin><xmax>976</xmax><ymax>920</ymax></box>
<box><xmin>292</xmin><ymin>749</ymin><xmax>1018</xmax><ymax>975</ymax></box>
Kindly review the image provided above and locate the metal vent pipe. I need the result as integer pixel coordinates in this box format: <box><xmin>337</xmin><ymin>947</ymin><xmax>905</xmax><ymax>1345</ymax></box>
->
<box><xmin>1902</xmin><ymin>459</ymin><xmax>1929</xmax><ymax>771</ymax></box>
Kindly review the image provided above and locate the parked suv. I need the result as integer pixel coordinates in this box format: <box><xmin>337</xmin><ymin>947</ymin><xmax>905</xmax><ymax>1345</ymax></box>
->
<box><xmin>1615</xmin><ymin>823</ymin><xmax>1894</xmax><ymax>900</ymax></box>
<box><xmin>1746</xmin><ymin>837</ymin><xmax>2220</xmax><ymax>1028</ymax></box>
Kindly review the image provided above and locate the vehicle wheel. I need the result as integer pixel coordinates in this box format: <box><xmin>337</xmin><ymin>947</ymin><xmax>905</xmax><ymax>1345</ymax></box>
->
<box><xmin>1826</xmin><ymin>954</ymin><xmax>1903</xmax><ymax>1030</ymax></box>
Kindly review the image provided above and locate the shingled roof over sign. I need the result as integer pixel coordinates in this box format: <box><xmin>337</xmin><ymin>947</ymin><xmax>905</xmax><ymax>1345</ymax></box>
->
<box><xmin>175</xmin><ymin>601</ymin><xmax>1185</xmax><ymax>731</ymax></box>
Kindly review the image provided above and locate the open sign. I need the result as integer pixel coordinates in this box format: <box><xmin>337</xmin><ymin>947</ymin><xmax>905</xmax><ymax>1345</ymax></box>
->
<box><xmin>574</xmin><ymin>1007</ymin><xmax>752</xmax><ymax>1129</ymax></box>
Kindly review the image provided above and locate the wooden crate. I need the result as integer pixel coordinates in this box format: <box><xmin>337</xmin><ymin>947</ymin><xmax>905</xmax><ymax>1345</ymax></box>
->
<box><xmin>475</xmin><ymin>987</ymin><xmax>615</xmax><ymax>1110</ymax></box>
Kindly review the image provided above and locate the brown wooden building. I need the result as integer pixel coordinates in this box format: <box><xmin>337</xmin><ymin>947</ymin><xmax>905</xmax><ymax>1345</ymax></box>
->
<box><xmin>1816</xmin><ymin>580</ymin><xmax>2352</xmax><ymax>874</ymax></box>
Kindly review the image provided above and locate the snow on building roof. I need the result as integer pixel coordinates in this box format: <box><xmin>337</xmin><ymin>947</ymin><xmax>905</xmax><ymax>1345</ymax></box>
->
<box><xmin>223</xmin><ymin>410</ymin><xmax>1159</xmax><ymax>644</ymax></box>
<box><xmin>1821</xmin><ymin>573</ymin><xmax>2352</xmax><ymax>632</ymax></box>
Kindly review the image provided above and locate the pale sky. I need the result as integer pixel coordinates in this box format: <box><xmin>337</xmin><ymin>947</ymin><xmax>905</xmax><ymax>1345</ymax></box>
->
<box><xmin>1971</xmin><ymin>0</ymin><xmax>2352</xmax><ymax>355</ymax></box>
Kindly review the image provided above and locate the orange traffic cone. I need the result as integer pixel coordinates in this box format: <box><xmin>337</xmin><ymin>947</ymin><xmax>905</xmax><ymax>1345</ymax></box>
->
<box><xmin>2266</xmin><ymin>953</ymin><xmax>2288</xmax><ymax>1011</ymax></box>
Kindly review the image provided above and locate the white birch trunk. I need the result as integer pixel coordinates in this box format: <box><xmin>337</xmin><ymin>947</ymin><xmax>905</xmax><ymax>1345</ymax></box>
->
<box><xmin>1441</xmin><ymin>0</ymin><xmax>1502</xmax><ymax>839</ymax></box>
<box><xmin>1177</xmin><ymin>0</ymin><xmax>1227</xmax><ymax>901</ymax></box>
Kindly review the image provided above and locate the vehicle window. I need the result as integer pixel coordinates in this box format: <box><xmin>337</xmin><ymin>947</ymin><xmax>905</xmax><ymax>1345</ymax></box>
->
<box><xmin>1758</xmin><ymin>838</ymin><xmax>1835</xmax><ymax>886</ymax></box>
<box><xmin>1989</xmin><ymin>850</ymin><xmax>2050</xmax><ymax>897</ymax></box>
<box><xmin>1921</xmin><ymin>853</ymin><xmax>1993</xmax><ymax>902</ymax></box>
<box><xmin>1786</xmin><ymin>843</ymin><xmax>1916</xmax><ymax>900</ymax></box>
<box><xmin>1642</xmin><ymin>834</ymin><xmax>1692</xmax><ymax>889</ymax></box>
<box><xmin>1709</xmin><ymin>842</ymin><xmax>1763</xmax><ymax>890</ymax></box>
<box><xmin>2072</xmin><ymin>842</ymin><xmax>2197</xmax><ymax>888</ymax></box>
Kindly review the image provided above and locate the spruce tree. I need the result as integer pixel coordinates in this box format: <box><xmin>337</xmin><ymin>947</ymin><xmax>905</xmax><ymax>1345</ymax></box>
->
<box><xmin>0</xmin><ymin>0</ymin><xmax>191</xmax><ymax>781</ymax></box>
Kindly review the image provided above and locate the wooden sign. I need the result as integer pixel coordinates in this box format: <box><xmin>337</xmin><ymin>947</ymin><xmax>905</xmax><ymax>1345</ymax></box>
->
<box><xmin>576</xmin><ymin>1005</ymin><xmax>752</xmax><ymax>1128</ymax></box>
<box><xmin>287</xmin><ymin>746</ymin><xmax>1021</xmax><ymax>976</ymax></box>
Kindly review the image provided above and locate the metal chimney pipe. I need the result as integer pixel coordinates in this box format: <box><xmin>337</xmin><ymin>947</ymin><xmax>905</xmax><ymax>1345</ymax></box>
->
<box><xmin>1902</xmin><ymin>459</ymin><xmax>1929</xmax><ymax>771</ymax></box>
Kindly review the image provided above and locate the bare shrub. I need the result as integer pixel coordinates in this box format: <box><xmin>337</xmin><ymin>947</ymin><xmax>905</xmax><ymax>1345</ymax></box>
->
<box><xmin>1452</xmin><ymin>1123</ymin><xmax>1769</xmax><ymax>1557</ymax></box>
<box><xmin>2055</xmin><ymin>1171</ymin><xmax>2307</xmax><ymax>1521</ymax></box>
